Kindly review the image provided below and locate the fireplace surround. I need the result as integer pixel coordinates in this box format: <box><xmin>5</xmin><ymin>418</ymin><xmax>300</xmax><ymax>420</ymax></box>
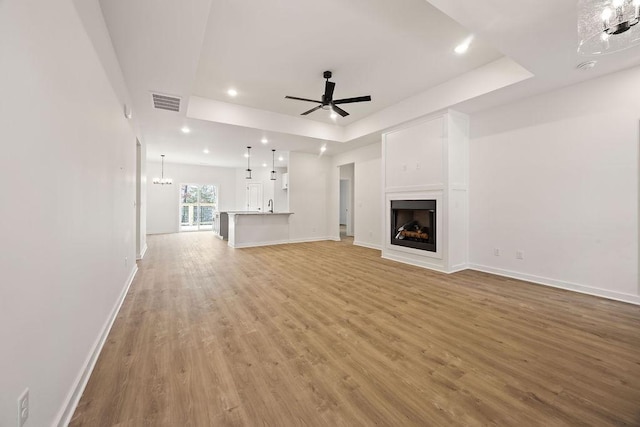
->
<box><xmin>382</xmin><ymin>111</ymin><xmax>469</xmax><ymax>273</ymax></box>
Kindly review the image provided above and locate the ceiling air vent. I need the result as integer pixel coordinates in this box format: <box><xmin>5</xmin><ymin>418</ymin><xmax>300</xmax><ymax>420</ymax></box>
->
<box><xmin>151</xmin><ymin>93</ymin><xmax>181</xmax><ymax>112</ymax></box>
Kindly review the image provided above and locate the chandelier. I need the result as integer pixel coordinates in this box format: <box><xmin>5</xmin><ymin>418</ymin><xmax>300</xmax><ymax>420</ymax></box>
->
<box><xmin>152</xmin><ymin>154</ymin><xmax>173</xmax><ymax>185</ymax></box>
<box><xmin>578</xmin><ymin>0</ymin><xmax>640</xmax><ymax>55</ymax></box>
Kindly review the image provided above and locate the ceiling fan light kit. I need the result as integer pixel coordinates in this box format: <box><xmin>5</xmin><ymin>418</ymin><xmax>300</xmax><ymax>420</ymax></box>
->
<box><xmin>578</xmin><ymin>0</ymin><xmax>640</xmax><ymax>55</ymax></box>
<box><xmin>285</xmin><ymin>71</ymin><xmax>371</xmax><ymax>117</ymax></box>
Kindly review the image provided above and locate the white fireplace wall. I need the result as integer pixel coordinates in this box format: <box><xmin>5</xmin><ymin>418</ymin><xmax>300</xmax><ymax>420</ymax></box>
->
<box><xmin>382</xmin><ymin>111</ymin><xmax>469</xmax><ymax>272</ymax></box>
<box><xmin>384</xmin><ymin>116</ymin><xmax>444</xmax><ymax>191</ymax></box>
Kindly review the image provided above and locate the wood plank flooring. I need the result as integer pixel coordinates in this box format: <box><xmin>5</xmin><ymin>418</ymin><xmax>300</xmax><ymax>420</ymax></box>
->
<box><xmin>71</xmin><ymin>232</ymin><xmax>640</xmax><ymax>426</ymax></box>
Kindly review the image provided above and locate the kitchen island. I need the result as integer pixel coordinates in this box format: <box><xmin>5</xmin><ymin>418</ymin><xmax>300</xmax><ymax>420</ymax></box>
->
<box><xmin>224</xmin><ymin>211</ymin><xmax>294</xmax><ymax>248</ymax></box>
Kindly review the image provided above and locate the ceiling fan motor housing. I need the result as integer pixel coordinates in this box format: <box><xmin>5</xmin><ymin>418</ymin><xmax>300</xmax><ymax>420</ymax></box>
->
<box><xmin>285</xmin><ymin>70</ymin><xmax>371</xmax><ymax>117</ymax></box>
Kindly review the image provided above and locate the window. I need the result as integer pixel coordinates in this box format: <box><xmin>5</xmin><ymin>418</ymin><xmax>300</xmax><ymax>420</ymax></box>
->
<box><xmin>179</xmin><ymin>184</ymin><xmax>217</xmax><ymax>231</ymax></box>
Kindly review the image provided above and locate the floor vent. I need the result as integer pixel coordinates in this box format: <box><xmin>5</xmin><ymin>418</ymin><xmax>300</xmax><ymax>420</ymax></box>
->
<box><xmin>151</xmin><ymin>93</ymin><xmax>181</xmax><ymax>112</ymax></box>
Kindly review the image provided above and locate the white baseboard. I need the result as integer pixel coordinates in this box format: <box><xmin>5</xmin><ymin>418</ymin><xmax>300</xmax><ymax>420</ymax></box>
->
<box><xmin>229</xmin><ymin>237</ymin><xmax>338</xmax><ymax>248</ymax></box>
<box><xmin>353</xmin><ymin>240</ymin><xmax>382</xmax><ymax>251</ymax></box>
<box><xmin>468</xmin><ymin>263</ymin><xmax>640</xmax><ymax>306</ymax></box>
<box><xmin>287</xmin><ymin>236</ymin><xmax>336</xmax><ymax>244</ymax></box>
<box><xmin>146</xmin><ymin>230</ymin><xmax>177</xmax><ymax>235</ymax></box>
<box><xmin>448</xmin><ymin>263</ymin><xmax>469</xmax><ymax>273</ymax></box>
<box><xmin>55</xmin><ymin>265</ymin><xmax>138</xmax><ymax>426</ymax></box>
<box><xmin>229</xmin><ymin>239</ymin><xmax>290</xmax><ymax>248</ymax></box>
<box><xmin>136</xmin><ymin>243</ymin><xmax>148</xmax><ymax>260</ymax></box>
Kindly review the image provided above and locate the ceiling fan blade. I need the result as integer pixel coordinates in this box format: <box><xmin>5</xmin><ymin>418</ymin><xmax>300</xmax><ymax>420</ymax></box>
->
<box><xmin>332</xmin><ymin>95</ymin><xmax>372</xmax><ymax>105</ymax></box>
<box><xmin>331</xmin><ymin>104</ymin><xmax>349</xmax><ymax>117</ymax></box>
<box><xmin>285</xmin><ymin>95</ymin><xmax>322</xmax><ymax>104</ymax></box>
<box><xmin>301</xmin><ymin>105</ymin><xmax>323</xmax><ymax>115</ymax></box>
<box><xmin>324</xmin><ymin>81</ymin><xmax>335</xmax><ymax>103</ymax></box>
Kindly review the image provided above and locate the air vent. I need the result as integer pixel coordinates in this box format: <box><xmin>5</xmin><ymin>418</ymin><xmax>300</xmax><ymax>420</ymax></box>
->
<box><xmin>151</xmin><ymin>93</ymin><xmax>181</xmax><ymax>112</ymax></box>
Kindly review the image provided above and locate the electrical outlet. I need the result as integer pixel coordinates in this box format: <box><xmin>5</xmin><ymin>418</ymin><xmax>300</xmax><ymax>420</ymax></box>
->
<box><xmin>402</xmin><ymin>164</ymin><xmax>407</xmax><ymax>172</ymax></box>
<box><xmin>416</xmin><ymin>162</ymin><xmax>421</xmax><ymax>170</ymax></box>
<box><xmin>516</xmin><ymin>250</ymin><xmax>524</xmax><ymax>260</ymax></box>
<box><xmin>369</xmin><ymin>231</ymin><xmax>373</xmax><ymax>237</ymax></box>
<box><xmin>18</xmin><ymin>388</ymin><xmax>29</xmax><ymax>427</ymax></box>
<box><xmin>493</xmin><ymin>248</ymin><xmax>500</xmax><ymax>256</ymax></box>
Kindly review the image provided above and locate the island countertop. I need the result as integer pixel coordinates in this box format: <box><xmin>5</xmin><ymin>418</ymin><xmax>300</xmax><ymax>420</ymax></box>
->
<box><xmin>225</xmin><ymin>211</ymin><xmax>293</xmax><ymax>215</ymax></box>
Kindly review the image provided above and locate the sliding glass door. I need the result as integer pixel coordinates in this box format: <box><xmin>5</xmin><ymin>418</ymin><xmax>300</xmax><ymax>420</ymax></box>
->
<box><xmin>180</xmin><ymin>184</ymin><xmax>217</xmax><ymax>231</ymax></box>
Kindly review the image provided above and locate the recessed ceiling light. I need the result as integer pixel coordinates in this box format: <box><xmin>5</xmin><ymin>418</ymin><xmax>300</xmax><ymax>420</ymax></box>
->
<box><xmin>181</xmin><ymin>126</ymin><xmax>190</xmax><ymax>133</ymax></box>
<box><xmin>278</xmin><ymin>156</ymin><xmax>283</xmax><ymax>161</ymax></box>
<box><xmin>330</xmin><ymin>112</ymin><xmax>338</xmax><ymax>120</ymax></box>
<box><xmin>454</xmin><ymin>44</ymin><xmax>469</xmax><ymax>54</ymax></box>
<box><xmin>262</xmin><ymin>163</ymin><xmax>267</xmax><ymax>167</ymax></box>
<box><xmin>243</xmin><ymin>153</ymin><xmax>249</xmax><ymax>158</ymax></box>
<box><xmin>320</xmin><ymin>145</ymin><xmax>327</xmax><ymax>153</ymax></box>
<box><xmin>227</xmin><ymin>88</ymin><xmax>238</xmax><ymax>97</ymax></box>
<box><xmin>454</xmin><ymin>36</ymin><xmax>474</xmax><ymax>55</ymax></box>
<box><xmin>203</xmin><ymin>149</ymin><xmax>209</xmax><ymax>154</ymax></box>
<box><xmin>261</xmin><ymin>137</ymin><xmax>268</xmax><ymax>144</ymax></box>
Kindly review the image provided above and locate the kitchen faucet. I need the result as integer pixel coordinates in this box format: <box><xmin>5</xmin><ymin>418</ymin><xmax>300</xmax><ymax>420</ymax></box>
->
<box><xmin>268</xmin><ymin>199</ymin><xmax>273</xmax><ymax>213</ymax></box>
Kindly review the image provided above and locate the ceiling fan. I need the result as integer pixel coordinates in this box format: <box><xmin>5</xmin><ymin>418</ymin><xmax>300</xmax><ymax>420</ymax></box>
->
<box><xmin>285</xmin><ymin>71</ymin><xmax>371</xmax><ymax>117</ymax></box>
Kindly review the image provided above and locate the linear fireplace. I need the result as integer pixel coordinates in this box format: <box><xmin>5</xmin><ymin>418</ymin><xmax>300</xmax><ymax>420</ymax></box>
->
<box><xmin>391</xmin><ymin>200</ymin><xmax>436</xmax><ymax>252</ymax></box>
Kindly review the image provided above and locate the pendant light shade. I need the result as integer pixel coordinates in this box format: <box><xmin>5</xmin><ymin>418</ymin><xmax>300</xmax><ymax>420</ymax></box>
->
<box><xmin>153</xmin><ymin>155</ymin><xmax>172</xmax><ymax>185</ymax></box>
<box><xmin>246</xmin><ymin>146</ymin><xmax>252</xmax><ymax>179</ymax></box>
<box><xmin>270</xmin><ymin>149</ymin><xmax>277</xmax><ymax>181</ymax></box>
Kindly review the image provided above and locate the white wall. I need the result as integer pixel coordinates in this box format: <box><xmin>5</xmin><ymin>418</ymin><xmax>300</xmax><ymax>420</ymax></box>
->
<box><xmin>147</xmin><ymin>162</ymin><xmax>237</xmax><ymax>234</ymax></box>
<box><xmin>0</xmin><ymin>0</ymin><xmax>138</xmax><ymax>425</ymax></box>
<box><xmin>289</xmin><ymin>152</ymin><xmax>333</xmax><ymax>242</ymax></box>
<box><xmin>469</xmin><ymin>66</ymin><xmax>639</xmax><ymax>303</ymax></box>
<box><xmin>354</xmin><ymin>156</ymin><xmax>383</xmax><ymax>249</ymax></box>
<box><xmin>140</xmin><ymin>142</ymin><xmax>148</xmax><ymax>256</ymax></box>
<box><xmin>332</xmin><ymin>143</ymin><xmax>383</xmax><ymax>249</ymax></box>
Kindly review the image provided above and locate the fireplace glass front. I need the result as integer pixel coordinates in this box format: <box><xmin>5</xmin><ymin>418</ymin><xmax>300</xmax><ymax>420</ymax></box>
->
<box><xmin>390</xmin><ymin>200</ymin><xmax>436</xmax><ymax>252</ymax></box>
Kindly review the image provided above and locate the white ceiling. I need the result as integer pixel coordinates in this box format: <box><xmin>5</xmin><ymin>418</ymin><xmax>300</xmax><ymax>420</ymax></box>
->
<box><xmin>193</xmin><ymin>0</ymin><xmax>502</xmax><ymax>125</ymax></box>
<box><xmin>99</xmin><ymin>0</ymin><xmax>640</xmax><ymax>168</ymax></box>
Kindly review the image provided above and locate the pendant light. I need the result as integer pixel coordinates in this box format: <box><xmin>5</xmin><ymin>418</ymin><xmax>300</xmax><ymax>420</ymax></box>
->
<box><xmin>246</xmin><ymin>146</ymin><xmax>252</xmax><ymax>179</ymax></box>
<box><xmin>152</xmin><ymin>154</ymin><xmax>173</xmax><ymax>185</ymax></box>
<box><xmin>270</xmin><ymin>149</ymin><xmax>277</xmax><ymax>180</ymax></box>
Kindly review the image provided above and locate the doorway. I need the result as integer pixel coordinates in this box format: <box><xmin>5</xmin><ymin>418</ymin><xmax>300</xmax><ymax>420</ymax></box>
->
<box><xmin>179</xmin><ymin>184</ymin><xmax>217</xmax><ymax>231</ymax></box>
<box><xmin>339</xmin><ymin>163</ymin><xmax>354</xmax><ymax>239</ymax></box>
<box><xmin>340</xmin><ymin>179</ymin><xmax>349</xmax><ymax>237</ymax></box>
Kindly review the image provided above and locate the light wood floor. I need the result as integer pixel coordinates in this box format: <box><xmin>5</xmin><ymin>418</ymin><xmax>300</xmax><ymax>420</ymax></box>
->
<box><xmin>71</xmin><ymin>232</ymin><xmax>640</xmax><ymax>426</ymax></box>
